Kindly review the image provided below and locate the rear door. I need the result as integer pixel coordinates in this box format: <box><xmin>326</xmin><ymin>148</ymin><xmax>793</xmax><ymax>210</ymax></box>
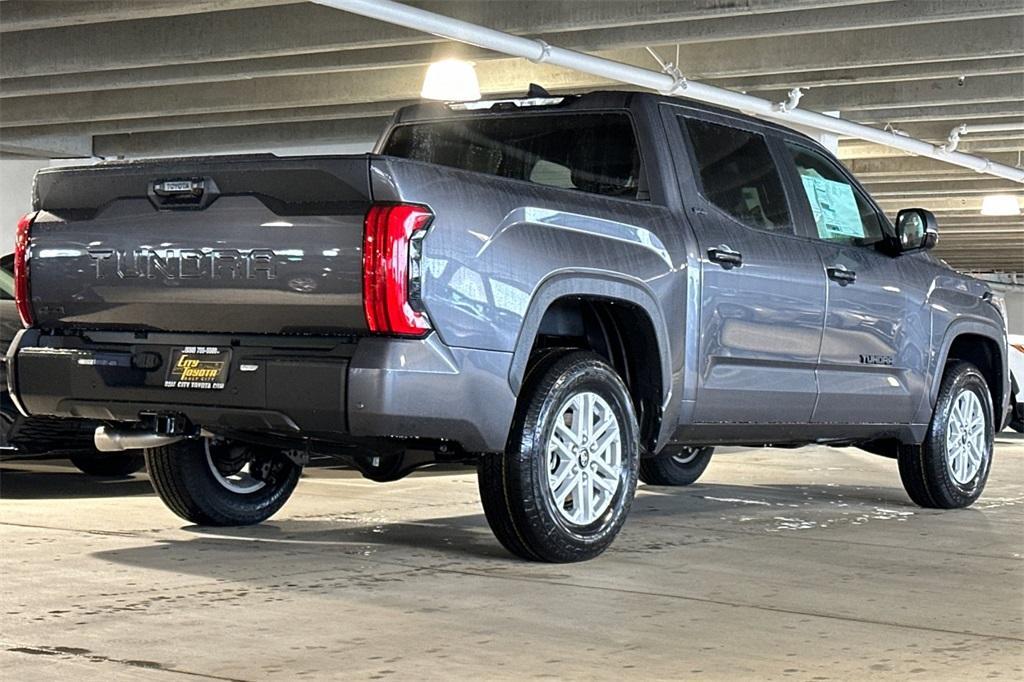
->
<box><xmin>666</xmin><ymin>108</ymin><xmax>826</xmax><ymax>424</ymax></box>
<box><xmin>778</xmin><ymin>139</ymin><xmax>923</xmax><ymax>425</ymax></box>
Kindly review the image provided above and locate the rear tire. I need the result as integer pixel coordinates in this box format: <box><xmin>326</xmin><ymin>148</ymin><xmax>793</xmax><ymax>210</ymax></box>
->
<box><xmin>639</xmin><ymin>446</ymin><xmax>713</xmax><ymax>486</ymax></box>
<box><xmin>70</xmin><ymin>451</ymin><xmax>145</xmax><ymax>477</ymax></box>
<box><xmin>145</xmin><ymin>438</ymin><xmax>301</xmax><ymax>526</ymax></box>
<box><xmin>898</xmin><ymin>361</ymin><xmax>993</xmax><ymax>509</ymax></box>
<box><xmin>478</xmin><ymin>351</ymin><xmax>640</xmax><ymax>562</ymax></box>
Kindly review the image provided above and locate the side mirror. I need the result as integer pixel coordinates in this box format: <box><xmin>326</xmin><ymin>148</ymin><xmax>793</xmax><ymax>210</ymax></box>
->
<box><xmin>895</xmin><ymin>208</ymin><xmax>938</xmax><ymax>253</ymax></box>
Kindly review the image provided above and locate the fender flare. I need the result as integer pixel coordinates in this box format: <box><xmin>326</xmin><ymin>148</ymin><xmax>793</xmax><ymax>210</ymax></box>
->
<box><xmin>928</xmin><ymin>318</ymin><xmax>1006</xmax><ymax>407</ymax></box>
<box><xmin>507</xmin><ymin>271</ymin><xmax>674</xmax><ymax>406</ymax></box>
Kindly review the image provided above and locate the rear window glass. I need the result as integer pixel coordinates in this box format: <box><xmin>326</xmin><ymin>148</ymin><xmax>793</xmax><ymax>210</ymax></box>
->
<box><xmin>683</xmin><ymin>118</ymin><xmax>791</xmax><ymax>234</ymax></box>
<box><xmin>382</xmin><ymin>113</ymin><xmax>643</xmax><ymax>199</ymax></box>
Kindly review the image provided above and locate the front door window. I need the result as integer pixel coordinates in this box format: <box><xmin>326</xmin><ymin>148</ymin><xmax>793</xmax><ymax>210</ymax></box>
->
<box><xmin>785</xmin><ymin>142</ymin><xmax>886</xmax><ymax>246</ymax></box>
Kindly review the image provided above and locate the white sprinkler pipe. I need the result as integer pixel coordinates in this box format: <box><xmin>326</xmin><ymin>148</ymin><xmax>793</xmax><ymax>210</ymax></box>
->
<box><xmin>943</xmin><ymin>121</ymin><xmax>1024</xmax><ymax>154</ymax></box>
<box><xmin>312</xmin><ymin>0</ymin><xmax>1024</xmax><ymax>184</ymax></box>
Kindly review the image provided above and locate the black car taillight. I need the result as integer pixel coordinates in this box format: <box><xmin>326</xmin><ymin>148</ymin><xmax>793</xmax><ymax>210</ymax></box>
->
<box><xmin>14</xmin><ymin>212</ymin><xmax>36</xmax><ymax>328</ymax></box>
<box><xmin>362</xmin><ymin>203</ymin><xmax>433</xmax><ymax>336</ymax></box>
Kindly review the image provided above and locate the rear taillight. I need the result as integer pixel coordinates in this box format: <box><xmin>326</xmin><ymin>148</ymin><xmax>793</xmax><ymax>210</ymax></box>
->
<box><xmin>362</xmin><ymin>203</ymin><xmax>433</xmax><ymax>336</ymax></box>
<box><xmin>14</xmin><ymin>212</ymin><xmax>36</xmax><ymax>328</ymax></box>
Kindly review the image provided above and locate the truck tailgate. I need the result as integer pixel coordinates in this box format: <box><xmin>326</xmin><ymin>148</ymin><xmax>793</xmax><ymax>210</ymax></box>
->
<box><xmin>29</xmin><ymin>155</ymin><xmax>372</xmax><ymax>335</ymax></box>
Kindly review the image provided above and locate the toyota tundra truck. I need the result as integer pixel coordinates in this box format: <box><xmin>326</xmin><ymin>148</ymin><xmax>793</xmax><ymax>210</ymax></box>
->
<box><xmin>7</xmin><ymin>91</ymin><xmax>1010</xmax><ymax>562</ymax></box>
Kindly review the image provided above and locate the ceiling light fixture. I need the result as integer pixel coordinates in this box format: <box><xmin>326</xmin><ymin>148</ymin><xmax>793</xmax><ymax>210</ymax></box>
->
<box><xmin>421</xmin><ymin>59</ymin><xmax>481</xmax><ymax>102</ymax></box>
<box><xmin>980</xmin><ymin>194</ymin><xmax>1022</xmax><ymax>216</ymax></box>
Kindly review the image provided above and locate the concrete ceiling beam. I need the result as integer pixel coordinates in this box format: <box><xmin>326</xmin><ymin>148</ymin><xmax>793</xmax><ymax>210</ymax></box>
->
<box><xmin>0</xmin><ymin>0</ymin><xmax>894</xmax><ymax>78</ymax></box>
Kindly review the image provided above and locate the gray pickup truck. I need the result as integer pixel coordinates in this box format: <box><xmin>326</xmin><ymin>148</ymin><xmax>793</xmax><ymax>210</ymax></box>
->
<box><xmin>7</xmin><ymin>91</ymin><xmax>1010</xmax><ymax>562</ymax></box>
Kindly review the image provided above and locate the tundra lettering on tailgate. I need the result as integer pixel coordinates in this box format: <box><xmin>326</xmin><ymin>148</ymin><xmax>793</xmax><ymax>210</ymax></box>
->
<box><xmin>87</xmin><ymin>248</ymin><xmax>276</xmax><ymax>280</ymax></box>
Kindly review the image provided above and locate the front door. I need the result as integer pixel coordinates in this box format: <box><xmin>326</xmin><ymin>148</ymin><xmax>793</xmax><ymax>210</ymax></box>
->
<box><xmin>670</xmin><ymin>111</ymin><xmax>826</xmax><ymax>424</ymax></box>
<box><xmin>779</xmin><ymin>140</ymin><xmax>923</xmax><ymax>425</ymax></box>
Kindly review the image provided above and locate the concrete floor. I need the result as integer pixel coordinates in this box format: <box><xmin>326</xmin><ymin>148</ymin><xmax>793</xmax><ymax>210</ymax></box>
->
<box><xmin>2</xmin><ymin>437</ymin><xmax>1022</xmax><ymax>681</ymax></box>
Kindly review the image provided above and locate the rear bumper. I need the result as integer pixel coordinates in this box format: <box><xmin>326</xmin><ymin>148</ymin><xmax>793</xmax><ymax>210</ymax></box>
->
<box><xmin>348</xmin><ymin>335</ymin><xmax>516</xmax><ymax>452</ymax></box>
<box><xmin>8</xmin><ymin>329</ymin><xmax>515</xmax><ymax>453</ymax></box>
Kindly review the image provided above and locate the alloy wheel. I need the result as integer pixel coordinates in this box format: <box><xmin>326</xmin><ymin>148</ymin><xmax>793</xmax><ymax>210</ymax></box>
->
<box><xmin>545</xmin><ymin>391</ymin><xmax>623</xmax><ymax>526</ymax></box>
<box><xmin>205</xmin><ymin>440</ymin><xmax>267</xmax><ymax>494</ymax></box>
<box><xmin>945</xmin><ymin>389</ymin><xmax>986</xmax><ymax>485</ymax></box>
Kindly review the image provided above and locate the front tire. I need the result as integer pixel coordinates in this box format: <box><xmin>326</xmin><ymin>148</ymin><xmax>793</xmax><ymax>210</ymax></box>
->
<box><xmin>145</xmin><ymin>438</ymin><xmax>302</xmax><ymax>526</ymax></box>
<box><xmin>898</xmin><ymin>361</ymin><xmax>993</xmax><ymax>509</ymax></box>
<box><xmin>478</xmin><ymin>351</ymin><xmax>640</xmax><ymax>562</ymax></box>
<box><xmin>70</xmin><ymin>451</ymin><xmax>146</xmax><ymax>477</ymax></box>
<box><xmin>639</xmin><ymin>446</ymin><xmax>713</xmax><ymax>486</ymax></box>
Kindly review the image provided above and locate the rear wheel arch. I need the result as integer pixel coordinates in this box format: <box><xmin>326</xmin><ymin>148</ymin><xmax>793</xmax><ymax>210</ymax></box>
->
<box><xmin>509</xmin><ymin>275</ymin><xmax>672</xmax><ymax>452</ymax></box>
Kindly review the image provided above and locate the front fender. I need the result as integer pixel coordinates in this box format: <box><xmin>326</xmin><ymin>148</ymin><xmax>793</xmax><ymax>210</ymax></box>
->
<box><xmin>917</xmin><ymin>318</ymin><xmax>1008</xmax><ymax>425</ymax></box>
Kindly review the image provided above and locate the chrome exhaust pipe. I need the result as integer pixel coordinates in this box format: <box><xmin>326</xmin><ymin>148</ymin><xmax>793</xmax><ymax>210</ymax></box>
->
<box><xmin>94</xmin><ymin>426</ymin><xmax>184</xmax><ymax>452</ymax></box>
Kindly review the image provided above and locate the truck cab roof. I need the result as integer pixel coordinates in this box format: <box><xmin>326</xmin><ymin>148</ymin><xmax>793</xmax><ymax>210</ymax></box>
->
<box><xmin>389</xmin><ymin>89</ymin><xmax>819</xmax><ymax>145</ymax></box>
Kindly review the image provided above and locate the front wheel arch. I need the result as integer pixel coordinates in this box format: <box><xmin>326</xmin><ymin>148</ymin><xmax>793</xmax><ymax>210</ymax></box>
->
<box><xmin>931</xmin><ymin>327</ymin><xmax>1005</xmax><ymax>429</ymax></box>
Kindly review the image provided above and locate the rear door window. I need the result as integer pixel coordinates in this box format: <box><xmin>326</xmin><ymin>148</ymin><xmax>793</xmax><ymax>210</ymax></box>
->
<box><xmin>382</xmin><ymin>113</ymin><xmax>643</xmax><ymax>199</ymax></box>
<box><xmin>682</xmin><ymin>118</ymin><xmax>792</xmax><ymax>234</ymax></box>
<box><xmin>784</xmin><ymin>142</ymin><xmax>886</xmax><ymax>246</ymax></box>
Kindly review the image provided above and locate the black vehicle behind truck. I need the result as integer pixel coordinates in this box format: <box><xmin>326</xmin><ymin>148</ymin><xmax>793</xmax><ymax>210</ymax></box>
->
<box><xmin>7</xmin><ymin>91</ymin><xmax>1009</xmax><ymax>561</ymax></box>
<box><xmin>1</xmin><ymin>253</ymin><xmax>145</xmax><ymax>476</ymax></box>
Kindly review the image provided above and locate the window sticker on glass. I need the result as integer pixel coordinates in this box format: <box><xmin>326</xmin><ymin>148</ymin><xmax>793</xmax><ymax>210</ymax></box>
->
<box><xmin>799</xmin><ymin>175</ymin><xmax>865</xmax><ymax>239</ymax></box>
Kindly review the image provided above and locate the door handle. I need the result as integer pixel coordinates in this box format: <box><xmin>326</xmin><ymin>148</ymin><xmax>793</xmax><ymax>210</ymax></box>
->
<box><xmin>826</xmin><ymin>264</ymin><xmax>857</xmax><ymax>285</ymax></box>
<box><xmin>708</xmin><ymin>245</ymin><xmax>743</xmax><ymax>268</ymax></box>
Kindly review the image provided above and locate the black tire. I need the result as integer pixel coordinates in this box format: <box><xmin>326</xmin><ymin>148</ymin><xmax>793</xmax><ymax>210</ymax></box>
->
<box><xmin>145</xmin><ymin>438</ymin><xmax>302</xmax><ymax>526</ymax></box>
<box><xmin>639</xmin><ymin>446</ymin><xmax>714</xmax><ymax>486</ymax></box>
<box><xmin>478</xmin><ymin>350</ymin><xmax>640</xmax><ymax>562</ymax></box>
<box><xmin>1009</xmin><ymin>373</ymin><xmax>1023</xmax><ymax>433</ymax></box>
<box><xmin>1011</xmin><ymin>406</ymin><xmax>1024</xmax><ymax>434</ymax></box>
<box><xmin>70</xmin><ymin>451</ymin><xmax>146</xmax><ymax>477</ymax></box>
<box><xmin>898</xmin><ymin>361</ymin><xmax>993</xmax><ymax>509</ymax></box>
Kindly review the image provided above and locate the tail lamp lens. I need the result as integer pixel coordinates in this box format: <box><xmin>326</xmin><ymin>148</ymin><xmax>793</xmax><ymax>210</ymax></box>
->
<box><xmin>363</xmin><ymin>204</ymin><xmax>433</xmax><ymax>336</ymax></box>
<box><xmin>14</xmin><ymin>212</ymin><xmax>35</xmax><ymax>328</ymax></box>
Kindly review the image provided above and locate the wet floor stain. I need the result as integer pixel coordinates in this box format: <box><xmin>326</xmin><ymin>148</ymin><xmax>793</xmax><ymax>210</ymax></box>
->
<box><xmin>5</xmin><ymin>643</ymin><xmax>247</xmax><ymax>681</ymax></box>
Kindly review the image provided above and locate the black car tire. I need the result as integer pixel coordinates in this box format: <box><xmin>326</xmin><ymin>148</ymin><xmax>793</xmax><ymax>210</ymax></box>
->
<box><xmin>639</xmin><ymin>446</ymin><xmax>714</xmax><ymax>486</ymax></box>
<box><xmin>146</xmin><ymin>438</ymin><xmax>301</xmax><ymax>526</ymax></box>
<box><xmin>478</xmin><ymin>350</ymin><xmax>640</xmax><ymax>562</ymax></box>
<box><xmin>1011</xmin><ymin>407</ymin><xmax>1024</xmax><ymax>434</ymax></box>
<box><xmin>898</xmin><ymin>361</ymin><xmax>993</xmax><ymax>509</ymax></box>
<box><xmin>1009</xmin><ymin>373</ymin><xmax>1023</xmax><ymax>433</ymax></box>
<box><xmin>70</xmin><ymin>451</ymin><xmax>146</xmax><ymax>477</ymax></box>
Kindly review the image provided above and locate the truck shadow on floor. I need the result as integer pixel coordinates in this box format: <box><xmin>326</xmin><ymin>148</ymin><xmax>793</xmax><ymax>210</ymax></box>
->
<box><xmin>87</xmin><ymin>480</ymin><xmax>963</xmax><ymax>581</ymax></box>
<box><xmin>0</xmin><ymin>464</ymin><xmax>153</xmax><ymax>499</ymax></box>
